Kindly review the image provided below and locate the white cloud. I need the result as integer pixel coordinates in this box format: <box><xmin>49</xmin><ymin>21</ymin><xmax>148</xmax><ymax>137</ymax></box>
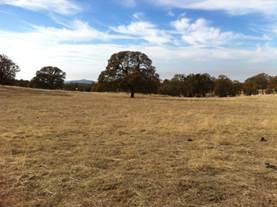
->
<box><xmin>112</xmin><ymin>21</ymin><xmax>172</xmax><ymax>45</ymax></box>
<box><xmin>111</xmin><ymin>17</ymin><xmax>262</xmax><ymax>47</ymax></box>
<box><xmin>0</xmin><ymin>18</ymin><xmax>276</xmax><ymax>81</ymax></box>
<box><xmin>0</xmin><ymin>0</ymin><xmax>81</xmax><ymax>15</ymax></box>
<box><xmin>132</xmin><ymin>12</ymin><xmax>144</xmax><ymax>20</ymax></box>
<box><xmin>171</xmin><ymin>17</ymin><xmax>235</xmax><ymax>46</ymax></box>
<box><xmin>149</xmin><ymin>0</ymin><xmax>277</xmax><ymax>15</ymax></box>
<box><xmin>1</xmin><ymin>24</ymin><xmax>276</xmax><ymax>81</ymax></box>
<box><xmin>5</xmin><ymin>19</ymin><xmax>137</xmax><ymax>46</ymax></box>
<box><xmin>32</xmin><ymin>20</ymin><xmax>116</xmax><ymax>43</ymax></box>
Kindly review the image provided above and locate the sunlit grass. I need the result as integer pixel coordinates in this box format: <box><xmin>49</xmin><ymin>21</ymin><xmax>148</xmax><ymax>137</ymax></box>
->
<box><xmin>0</xmin><ymin>86</ymin><xmax>277</xmax><ymax>206</ymax></box>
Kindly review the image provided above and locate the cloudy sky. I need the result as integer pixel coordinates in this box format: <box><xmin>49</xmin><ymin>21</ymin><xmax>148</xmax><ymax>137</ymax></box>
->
<box><xmin>0</xmin><ymin>0</ymin><xmax>277</xmax><ymax>81</ymax></box>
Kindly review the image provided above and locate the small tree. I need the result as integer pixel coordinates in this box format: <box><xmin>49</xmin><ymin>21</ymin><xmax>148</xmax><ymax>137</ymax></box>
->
<box><xmin>96</xmin><ymin>51</ymin><xmax>160</xmax><ymax>98</ymax></box>
<box><xmin>31</xmin><ymin>66</ymin><xmax>66</xmax><ymax>89</ymax></box>
<box><xmin>0</xmin><ymin>54</ymin><xmax>20</xmax><ymax>85</ymax></box>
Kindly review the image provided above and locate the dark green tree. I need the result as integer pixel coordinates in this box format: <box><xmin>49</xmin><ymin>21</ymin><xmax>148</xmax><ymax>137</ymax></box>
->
<box><xmin>231</xmin><ymin>80</ymin><xmax>243</xmax><ymax>96</ymax></box>
<box><xmin>95</xmin><ymin>51</ymin><xmax>160</xmax><ymax>98</ymax></box>
<box><xmin>159</xmin><ymin>75</ymin><xmax>188</xmax><ymax>97</ymax></box>
<box><xmin>214</xmin><ymin>75</ymin><xmax>233</xmax><ymax>97</ymax></box>
<box><xmin>159</xmin><ymin>79</ymin><xmax>174</xmax><ymax>96</ymax></box>
<box><xmin>31</xmin><ymin>66</ymin><xmax>66</xmax><ymax>89</ymax></box>
<box><xmin>159</xmin><ymin>73</ymin><xmax>215</xmax><ymax>97</ymax></box>
<box><xmin>64</xmin><ymin>82</ymin><xmax>93</xmax><ymax>92</ymax></box>
<box><xmin>170</xmin><ymin>74</ymin><xmax>189</xmax><ymax>96</ymax></box>
<box><xmin>0</xmin><ymin>54</ymin><xmax>20</xmax><ymax>85</ymax></box>
<box><xmin>13</xmin><ymin>79</ymin><xmax>30</xmax><ymax>87</ymax></box>
<box><xmin>186</xmin><ymin>73</ymin><xmax>214</xmax><ymax>97</ymax></box>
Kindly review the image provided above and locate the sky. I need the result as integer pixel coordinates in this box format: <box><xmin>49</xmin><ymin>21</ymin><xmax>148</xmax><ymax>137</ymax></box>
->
<box><xmin>0</xmin><ymin>0</ymin><xmax>277</xmax><ymax>81</ymax></box>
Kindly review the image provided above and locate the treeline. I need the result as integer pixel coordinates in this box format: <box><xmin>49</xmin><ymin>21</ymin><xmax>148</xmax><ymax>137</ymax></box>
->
<box><xmin>10</xmin><ymin>73</ymin><xmax>277</xmax><ymax>97</ymax></box>
<box><xmin>158</xmin><ymin>73</ymin><xmax>277</xmax><ymax>97</ymax></box>
<box><xmin>93</xmin><ymin>72</ymin><xmax>277</xmax><ymax>97</ymax></box>
<box><xmin>1</xmin><ymin>53</ymin><xmax>277</xmax><ymax>97</ymax></box>
<box><xmin>11</xmin><ymin>78</ymin><xmax>93</xmax><ymax>92</ymax></box>
<box><xmin>159</xmin><ymin>74</ymin><xmax>236</xmax><ymax>97</ymax></box>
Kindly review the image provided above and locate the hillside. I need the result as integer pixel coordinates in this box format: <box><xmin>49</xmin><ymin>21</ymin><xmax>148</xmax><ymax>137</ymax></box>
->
<box><xmin>0</xmin><ymin>86</ymin><xmax>276</xmax><ymax>207</ymax></box>
<box><xmin>65</xmin><ymin>79</ymin><xmax>95</xmax><ymax>84</ymax></box>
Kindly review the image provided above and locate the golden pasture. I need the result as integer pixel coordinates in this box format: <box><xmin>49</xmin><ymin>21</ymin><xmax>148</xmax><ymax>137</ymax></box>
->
<box><xmin>0</xmin><ymin>86</ymin><xmax>276</xmax><ymax>207</ymax></box>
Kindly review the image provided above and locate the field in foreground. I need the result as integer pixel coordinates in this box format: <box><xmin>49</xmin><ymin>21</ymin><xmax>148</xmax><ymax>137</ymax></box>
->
<box><xmin>0</xmin><ymin>86</ymin><xmax>277</xmax><ymax>207</ymax></box>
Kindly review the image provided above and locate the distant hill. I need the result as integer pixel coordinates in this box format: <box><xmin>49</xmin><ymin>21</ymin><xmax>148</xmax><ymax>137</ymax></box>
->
<box><xmin>65</xmin><ymin>79</ymin><xmax>95</xmax><ymax>84</ymax></box>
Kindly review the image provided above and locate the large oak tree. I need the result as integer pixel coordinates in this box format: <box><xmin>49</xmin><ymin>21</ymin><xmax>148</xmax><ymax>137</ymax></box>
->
<box><xmin>96</xmin><ymin>51</ymin><xmax>160</xmax><ymax>98</ymax></box>
<box><xmin>31</xmin><ymin>66</ymin><xmax>66</xmax><ymax>89</ymax></box>
<box><xmin>0</xmin><ymin>54</ymin><xmax>20</xmax><ymax>84</ymax></box>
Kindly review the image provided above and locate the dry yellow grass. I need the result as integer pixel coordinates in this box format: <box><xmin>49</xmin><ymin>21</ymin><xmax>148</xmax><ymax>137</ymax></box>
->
<box><xmin>0</xmin><ymin>86</ymin><xmax>277</xmax><ymax>207</ymax></box>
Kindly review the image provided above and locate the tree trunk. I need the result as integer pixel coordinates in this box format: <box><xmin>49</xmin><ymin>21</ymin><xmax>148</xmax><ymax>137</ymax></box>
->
<box><xmin>130</xmin><ymin>88</ymin><xmax>135</xmax><ymax>98</ymax></box>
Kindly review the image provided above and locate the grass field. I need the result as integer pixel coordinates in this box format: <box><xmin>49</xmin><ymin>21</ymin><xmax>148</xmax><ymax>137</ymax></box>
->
<box><xmin>0</xmin><ymin>86</ymin><xmax>277</xmax><ymax>207</ymax></box>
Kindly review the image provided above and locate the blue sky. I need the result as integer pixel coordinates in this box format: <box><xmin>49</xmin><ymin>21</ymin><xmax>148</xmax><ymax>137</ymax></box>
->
<box><xmin>0</xmin><ymin>0</ymin><xmax>276</xmax><ymax>81</ymax></box>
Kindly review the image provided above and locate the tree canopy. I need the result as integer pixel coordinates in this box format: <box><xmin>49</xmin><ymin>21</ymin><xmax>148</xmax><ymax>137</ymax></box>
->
<box><xmin>244</xmin><ymin>73</ymin><xmax>271</xmax><ymax>95</ymax></box>
<box><xmin>94</xmin><ymin>51</ymin><xmax>160</xmax><ymax>98</ymax></box>
<box><xmin>186</xmin><ymin>73</ymin><xmax>214</xmax><ymax>97</ymax></box>
<box><xmin>0</xmin><ymin>54</ymin><xmax>20</xmax><ymax>85</ymax></box>
<box><xmin>214</xmin><ymin>75</ymin><xmax>234</xmax><ymax>97</ymax></box>
<box><xmin>31</xmin><ymin>66</ymin><xmax>66</xmax><ymax>89</ymax></box>
<box><xmin>159</xmin><ymin>73</ymin><xmax>214</xmax><ymax>97</ymax></box>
